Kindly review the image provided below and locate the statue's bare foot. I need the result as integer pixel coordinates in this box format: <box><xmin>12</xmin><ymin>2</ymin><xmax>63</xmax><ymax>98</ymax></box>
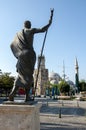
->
<box><xmin>25</xmin><ymin>96</ymin><xmax>34</xmax><ymax>102</ymax></box>
<box><xmin>9</xmin><ymin>95</ymin><xmax>14</xmax><ymax>101</ymax></box>
<box><xmin>25</xmin><ymin>97</ymin><xmax>31</xmax><ymax>102</ymax></box>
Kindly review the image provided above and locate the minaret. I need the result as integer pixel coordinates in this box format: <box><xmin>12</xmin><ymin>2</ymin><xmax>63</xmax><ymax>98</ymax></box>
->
<box><xmin>63</xmin><ymin>61</ymin><xmax>65</xmax><ymax>80</ymax></box>
<box><xmin>62</xmin><ymin>61</ymin><xmax>67</xmax><ymax>81</ymax></box>
<box><xmin>75</xmin><ymin>58</ymin><xmax>79</xmax><ymax>92</ymax></box>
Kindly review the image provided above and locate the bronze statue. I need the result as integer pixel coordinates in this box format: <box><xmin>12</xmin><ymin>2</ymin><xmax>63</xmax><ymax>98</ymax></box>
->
<box><xmin>9</xmin><ymin>10</ymin><xmax>53</xmax><ymax>102</ymax></box>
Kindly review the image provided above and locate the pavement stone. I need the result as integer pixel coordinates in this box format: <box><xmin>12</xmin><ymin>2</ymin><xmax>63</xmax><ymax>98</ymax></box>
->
<box><xmin>39</xmin><ymin>100</ymin><xmax>86</xmax><ymax>130</ymax></box>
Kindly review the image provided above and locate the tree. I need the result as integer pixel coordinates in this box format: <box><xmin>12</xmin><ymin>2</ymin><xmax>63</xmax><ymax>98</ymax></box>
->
<box><xmin>0</xmin><ymin>73</ymin><xmax>15</xmax><ymax>97</ymax></box>
<box><xmin>58</xmin><ymin>80</ymin><xmax>70</xmax><ymax>95</ymax></box>
<box><xmin>45</xmin><ymin>81</ymin><xmax>51</xmax><ymax>96</ymax></box>
<box><xmin>79</xmin><ymin>80</ymin><xmax>86</xmax><ymax>92</ymax></box>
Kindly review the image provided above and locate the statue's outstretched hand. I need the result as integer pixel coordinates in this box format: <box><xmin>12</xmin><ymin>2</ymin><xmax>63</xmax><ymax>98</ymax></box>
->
<box><xmin>49</xmin><ymin>9</ymin><xmax>54</xmax><ymax>25</ymax></box>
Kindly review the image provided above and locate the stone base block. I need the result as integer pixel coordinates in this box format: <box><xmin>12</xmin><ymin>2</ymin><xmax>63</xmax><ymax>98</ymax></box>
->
<box><xmin>0</xmin><ymin>103</ymin><xmax>40</xmax><ymax>130</ymax></box>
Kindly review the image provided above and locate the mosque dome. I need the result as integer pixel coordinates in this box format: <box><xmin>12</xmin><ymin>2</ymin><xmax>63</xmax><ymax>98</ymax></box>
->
<box><xmin>50</xmin><ymin>79</ymin><xmax>58</xmax><ymax>85</ymax></box>
<box><xmin>67</xmin><ymin>80</ymin><xmax>76</xmax><ymax>91</ymax></box>
<box><xmin>49</xmin><ymin>71</ymin><xmax>61</xmax><ymax>82</ymax></box>
<box><xmin>67</xmin><ymin>80</ymin><xmax>74</xmax><ymax>86</ymax></box>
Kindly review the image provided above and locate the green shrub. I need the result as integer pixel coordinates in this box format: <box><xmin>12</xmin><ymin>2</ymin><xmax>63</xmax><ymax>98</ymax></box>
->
<box><xmin>58</xmin><ymin>80</ymin><xmax>70</xmax><ymax>95</ymax></box>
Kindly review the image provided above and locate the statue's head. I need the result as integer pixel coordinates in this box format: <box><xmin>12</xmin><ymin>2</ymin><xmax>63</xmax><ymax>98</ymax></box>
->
<box><xmin>24</xmin><ymin>20</ymin><xmax>31</xmax><ymax>28</ymax></box>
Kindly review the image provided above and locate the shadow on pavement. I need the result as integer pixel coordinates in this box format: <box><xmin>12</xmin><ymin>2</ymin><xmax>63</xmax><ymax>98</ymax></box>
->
<box><xmin>40</xmin><ymin>122</ymin><xmax>86</xmax><ymax>130</ymax></box>
<box><xmin>40</xmin><ymin>105</ymin><xmax>86</xmax><ymax>116</ymax></box>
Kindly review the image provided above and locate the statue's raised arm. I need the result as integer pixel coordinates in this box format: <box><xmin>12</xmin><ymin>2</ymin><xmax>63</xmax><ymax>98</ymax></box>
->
<box><xmin>32</xmin><ymin>9</ymin><xmax>54</xmax><ymax>33</ymax></box>
<box><xmin>49</xmin><ymin>8</ymin><xmax>54</xmax><ymax>25</ymax></box>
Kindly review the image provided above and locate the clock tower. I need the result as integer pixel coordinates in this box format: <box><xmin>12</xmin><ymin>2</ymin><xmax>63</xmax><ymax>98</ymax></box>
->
<box><xmin>34</xmin><ymin>55</ymin><xmax>49</xmax><ymax>96</ymax></box>
<box><xmin>38</xmin><ymin>55</ymin><xmax>45</xmax><ymax>69</ymax></box>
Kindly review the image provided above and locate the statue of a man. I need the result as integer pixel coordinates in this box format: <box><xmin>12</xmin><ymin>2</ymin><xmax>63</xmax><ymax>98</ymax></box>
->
<box><xmin>9</xmin><ymin>10</ymin><xmax>53</xmax><ymax>102</ymax></box>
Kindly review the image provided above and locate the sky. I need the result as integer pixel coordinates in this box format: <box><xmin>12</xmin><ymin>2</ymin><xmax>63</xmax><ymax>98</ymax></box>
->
<box><xmin>0</xmin><ymin>0</ymin><xmax>86</xmax><ymax>82</ymax></box>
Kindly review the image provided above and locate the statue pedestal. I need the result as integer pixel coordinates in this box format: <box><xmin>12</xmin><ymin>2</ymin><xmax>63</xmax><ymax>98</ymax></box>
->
<box><xmin>0</xmin><ymin>102</ymin><xmax>40</xmax><ymax>130</ymax></box>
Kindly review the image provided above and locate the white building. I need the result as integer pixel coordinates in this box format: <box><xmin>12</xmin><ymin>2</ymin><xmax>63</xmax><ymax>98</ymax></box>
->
<box><xmin>49</xmin><ymin>71</ymin><xmax>61</xmax><ymax>84</ymax></box>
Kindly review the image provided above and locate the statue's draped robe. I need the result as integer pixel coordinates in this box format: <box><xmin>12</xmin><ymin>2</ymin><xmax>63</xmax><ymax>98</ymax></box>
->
<box><xmin>10</xmin><ymin>29</ymin><xmax>36</xmax><ymax>88</ymax></box>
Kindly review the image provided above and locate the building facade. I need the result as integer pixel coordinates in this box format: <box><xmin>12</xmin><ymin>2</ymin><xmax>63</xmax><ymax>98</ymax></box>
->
<box><xmin>34</xmin><ymin>55</ymin><xmax>49</xmax><ymax>96</ymax></box>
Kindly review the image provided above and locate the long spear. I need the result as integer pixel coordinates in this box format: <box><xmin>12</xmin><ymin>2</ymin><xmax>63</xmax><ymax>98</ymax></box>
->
<box><xmin>34</xmin><ymin>9</ymin><xmax>54</xmax><ymax>97</ymax></box>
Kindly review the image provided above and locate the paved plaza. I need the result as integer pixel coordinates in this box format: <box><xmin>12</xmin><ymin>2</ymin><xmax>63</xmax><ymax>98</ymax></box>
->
<box><xmin>0</xmin><ymin>96</ymin><xmax>86</xmax><ymax>130</ymax></box>
<box><xmin>38</xmin><ymin>98</ymin><xmax>86</xmax><ymax>130</ymax></box>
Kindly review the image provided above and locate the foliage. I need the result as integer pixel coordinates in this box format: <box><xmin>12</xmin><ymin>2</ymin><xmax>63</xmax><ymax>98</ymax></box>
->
<box><xmin>58</xmin><ymin>80</ymin><xmax>70</xmax><ymax>94</ymax></box>
<box><xmin>0</xmin><ymin>73</ymin><xmax>15</xmax><ymax>89</ymax></box>
<box><xmin>79</xmin><ymin>81</ymin><xmax>86</xmax><ymax>91</ymax></box>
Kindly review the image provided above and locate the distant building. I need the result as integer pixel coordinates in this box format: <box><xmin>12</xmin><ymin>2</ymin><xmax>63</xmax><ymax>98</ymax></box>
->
<box><xmin>49</xmin><ymin>71</ymin><xmax>61</xmax><ymax>85</ymax></box>
<box><xmin>34</xmin><ymin>55</ymin><xmax>49</xmax><ymax>96</ymax></box>
<box><xmin>34</xmin><ymin>55</ymin><xmax>76</xmax><ymax>96</ymax></box>
<box><xmin>67</xmin><ymin>80</ymin><xmax>76</xmax><ymax>94</ymax></box>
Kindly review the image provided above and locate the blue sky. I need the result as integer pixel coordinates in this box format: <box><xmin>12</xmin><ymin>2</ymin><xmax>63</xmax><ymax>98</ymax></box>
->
<box><xmin>0</xmin><ymin>0</ymin><xmax>86</xmax><ymax>82</ymax></box>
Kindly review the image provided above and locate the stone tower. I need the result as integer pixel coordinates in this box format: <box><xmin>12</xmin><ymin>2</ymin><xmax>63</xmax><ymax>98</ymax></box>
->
<box><xmin>75</xmin><ymin>58</ymin><xmax>79</xmax><ymax>92</ymax></box>
<box><xmin>34</xmin><ymin>55</ymin><xmax>49</xmax><ymax>96</ymax></box>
